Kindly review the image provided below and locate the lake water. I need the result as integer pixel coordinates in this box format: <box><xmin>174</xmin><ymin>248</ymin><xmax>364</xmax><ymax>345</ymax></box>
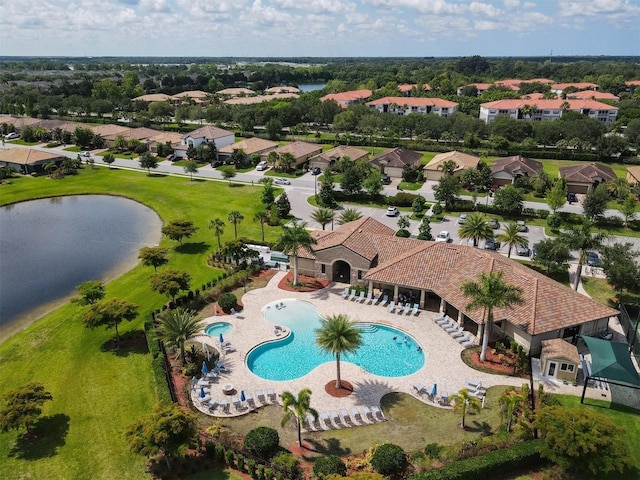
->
<box><xmin>0</xmin><ymin>195</ymin><xmax>162</xmax><ymax>334</ymax></box>
<box><xmin>298</xmin><ymin>83</ymin><xmax>326</xmax><ymax>92</ymax></box>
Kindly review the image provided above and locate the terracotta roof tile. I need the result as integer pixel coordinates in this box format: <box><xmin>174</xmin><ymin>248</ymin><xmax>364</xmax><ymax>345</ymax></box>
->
<box><xmin>491</xmin><ymin>155</ymin><xmax>542</xmax><ymax>176</ymax></box>
<box><xmin>559</xmin><ymin>163</ymin><xmax>617</xmax><ymax>183</ymax></box>
<box><xmin>424</xmin><ymin>151</ymin><xmax>480</xmax><ymax>172</ymax></box>
<box><xmin>275</xmin><ymin>141</ymin><xmax>322</xmax><ymax>159</ymax></box>
<box><xmin>366</xmin><ymin>96</ymin><xmax>458</xmax><ymax>108</ymax></box>
<box><xmin>219</xmin><ymin>137</ymin><xmax>278</xmax><ymax>155</ymax></box>
<box><xmin>541</xmin><ymin>339</ymin><xmax>579</xmax><ymax>364</ymax></box>
<box><xmin>371</xmin><ymin>148</ymin><xmax>423</xmax><ymax>169</ymax></box>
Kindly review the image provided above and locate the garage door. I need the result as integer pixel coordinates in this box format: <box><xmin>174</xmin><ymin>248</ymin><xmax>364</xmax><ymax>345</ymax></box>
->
<box><xmin>568</xmin><ymin>183</ymin><xmax>589</xmax><ymax>194</ymax></box>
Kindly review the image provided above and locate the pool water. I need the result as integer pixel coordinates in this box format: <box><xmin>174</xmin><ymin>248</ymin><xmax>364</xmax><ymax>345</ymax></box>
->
<box><xmin>247</xmin><ymin>300</ymin><xmax>424</xmax><ymax>381</ymax></box>
<box><xmin>204</xmin><ymin>322</ymin><xmax>233</xmax><ymax>337</ymax></box>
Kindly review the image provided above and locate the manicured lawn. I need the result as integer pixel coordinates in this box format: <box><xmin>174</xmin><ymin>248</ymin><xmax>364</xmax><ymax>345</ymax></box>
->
<box><xmin>581</xmin><ymin>276</ymin><xmax>640</xmax><ymax>309</ymax></box>
<box><xmin>0</xmin><ymin>168</ymin><xmax>280</xmax><ymax>479</ymax></box>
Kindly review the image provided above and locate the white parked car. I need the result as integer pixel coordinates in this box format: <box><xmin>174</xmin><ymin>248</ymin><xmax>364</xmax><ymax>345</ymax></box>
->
<box><xmin>4</xmin><ymin>132</ymin><xmax>19</xmax><ymax>140</ymax></box>
<box><xmin>273</xmin><ymin>177</ymin><xmax>291</xmax><ymax>185</ymax></box>
<box><xmin>256</xmin><ymin>160</ymin><xmax>269</xmax><ymax>171</ymax></box>
<box><xmin>385</xmin><ymin>206</ymin><xmax>399</xmax><ymax>217</ymax></box>
<box><xmin>435</xmin><ymin>231</ymin><xmax>450</xmax><ymax>242</ymax></box>
<box><xmin>80</xmin><ymin>151</ymin><xmax>91</xmax><ymax>157</ymax></box>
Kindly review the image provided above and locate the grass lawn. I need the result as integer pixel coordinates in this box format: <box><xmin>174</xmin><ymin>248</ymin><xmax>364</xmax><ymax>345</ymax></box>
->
<box><xmin>581</xmin><ymin>276</ymin><xmax>640</xmax><ymax>309</ymax></box>
<box><xmin>217</xmin><ymin>388</ymin><xmax>507</xmax><ymax>459</ymax></box>
<box><xmin>0</xmin><ymin>167</ymin><xmax>281</xmax><ymax>479</ymax></box>
<box><xmin>185</xmin><ymin>468</ymin><xmax>244</xmax><ymax>480</ymax></box>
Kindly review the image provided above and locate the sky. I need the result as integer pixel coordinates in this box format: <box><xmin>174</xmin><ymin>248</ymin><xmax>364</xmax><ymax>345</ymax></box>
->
<box><xmin>1</xmin><ymin>0</ymin><xmax>639</xmax><ymax>58</ymax></box>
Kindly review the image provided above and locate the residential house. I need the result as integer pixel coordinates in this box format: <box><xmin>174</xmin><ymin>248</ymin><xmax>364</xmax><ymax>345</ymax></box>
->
<box><xmin>397</xmin><ymin>84</ymin><xmax>431</xmax><ymax>96</ymax></box>
<box><xmin>490</xmin><ymin>155</ymin><xmax>543</xmax><ymax>187</ymax></box>
<box><xmin>223</xmin><ymin>92</ymin><xmax>298</xmax><ymax>105</ymax></box>
<box><xmin>371</xmin><ymin>147</ymin><xmax>423</xmax><ymax>179</ymax></box>
<box><xmin>457</xmin><ymin>78</ymin><xmax>553</xmax><ymax>96</ymax></box>
<box><xmin>272</xmin><ymin>141</ymin><xmax>322</xmax><ymax>169</ymax></box>
<box><xmin>307</xmin><ymin>145</ymin><xmax>369</xmax><ymax>170</ymax></box>
<box><xmin>265</xmin><ymin>86</ymin><xmax>300</xmax><ymax>94</ymax></box>
<box><xmin>559</xmin><ymin>163</ymin><xmax>617</xmax><ymax>194</ymax></box>
<box><xmin>216</xmin><ymin>87</ymin><xmax>256</xmax><ymax>97</ymax></box>
<box><xmin>567</xmin><ymin>90</ymin><xmax>619</xmax><ymax>102</ymax></box>
<box><xmin>626</xmin><ymin>166</ymin><xmax>640</xmax><ymax>187</ymax></box>
<box><xmin>0</xmin><ymin>148</ymin><xmax>65</xmax><ymax>174</ymax></box>
<box><xmin>456</xmin><ymin>83</ymin><xmax>492</xmax><ymax>96</ymax></box>
<box><xmin>295</xmin><ymin>217</ymin><xmax>617</xmax><ymax>355</ymax></box>
<box><xmin>148</xmin><ymin>132</ymin><xmax>183</xmax><ymax>155</ymax></box>
<box><xmin>217</xmin><ymin>137</ymin><xmax>278</xmax><ymax>164</ymax></box>
<box><xmin>540</xmin><ymin>339</ymin><xmax>580</xmax><ymax>383</ymax></box>
<box><xmin>0</xmin><ymin>116</ymin><xmax>42</xmax><ymax>130</ymax></box>
<box><xmin>176</xmin><ymin>125</ymin><xmax>235</xmax><ymax>159</ymax></box>
<box><xmin>170</xmin><ymin>90</ymin><xmax>210</xmax><ymax>105</ymax></box>
<box><xmin>550</xmin><ymin>82</ymin><xmax>598</xmax><ymax>96</ymax></box>
<box><xmin>132</xmin><ymin>93</ymin><xmax>171</xmax><ymax>103</ymax></box>
<box><xmin>479</xmin><ymin>99</ymin><xmax>618</xmax><ymax>125</ymax></box>
<box><xmin>90</xmin><ymin>124</ymin><xmax>131</xmax><ymax>146</ymax></box>
<box><xmin>320</xmin><ymin>89</ymin><xmax>372</xmax><ymax>108</ymax></box>
<box><xmin>423</xmin><ymin>151</ymin><xmax>480</xmax><ymax>181</ymax></box>
<box><xmin>366</xmin><ymin>97</ymin><xmax>458</xmax><ymax>117</ymax></box>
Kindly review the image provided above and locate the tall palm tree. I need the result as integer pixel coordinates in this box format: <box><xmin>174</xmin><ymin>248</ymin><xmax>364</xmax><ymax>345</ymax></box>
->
<box><xmin>157</xmin><ymin>308</ymin><xmax>204</xmax><ymax>364</ymax></box>
<box><xmin>337</xmin><ymin>207</ymin><xmax>362</xmax><ymax>225</ymax></box>
<box><xmin>227</xmin><ymin>210</ymin><xmax>244</xmax><ymax>238</ymax></box>
<box><xmin>438</xmin><ymin>158</ymin><xmax>457</xmax><ymax>176</ymax></box>
<box><xmin>562</xmin><ymin>219</ymin><xmax>608</xmax><ymax>291</ymax></box>
<box><xmin>209</xmin><ymin>218</ymin><xmax>225</xmax><ymax>251</ymax></box>
<box><xmin>311</xmin><ymin>207</ymin><xmax>335</xmax><ymax>230</ymax></box>
<box><xmin>280</xmin><ymin>388</ymin><xmax>318</xmax><ymax>447</ymax></box>
<box><xmin>315</xmin><ymin>314</ymin><xmax>362</xmax><ymax>389</ymax></box>
<box><xmin>253</xmin><ymin>211</ymin><xmax>269</xmax><ymax>242</ymax></box>
<box><xmin>461</xmin><ymin>271</ymin><xmax>524</xmax><ymax>362</ymax></box>
<box><xmin>458</xmin><ymin>212</ymin><xmax>492</xmax><ymax>247</ymax></box>
<box><xmin>497</xmin><ymin>222</ymin><xmax>528</xmax><ymax>258</ymax></box>
<box><xmin>276</xmin><ymin>220</ymin><xmax>317</xmax><ymax>285</ymax></box>
<box><xmin>498</xmin><ymin>386</ymin><xmax>526</xmax><ymax>433</ymax></box>
<box><xmin>450</xmin><ymin>388</ymin><xmax>482</xmax><ymax>429</ymax></box>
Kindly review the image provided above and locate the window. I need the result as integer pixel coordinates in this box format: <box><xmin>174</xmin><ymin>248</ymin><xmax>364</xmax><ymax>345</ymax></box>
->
<box><xmin>357</xmin><ymin>270</ymin><xmax>362</xmax><ymax>280</ymax></box>
<box><xmin>321</xmin><ymin>264</ymin><xmax>326</xmax><ymax>274</ymax></box>
<box><xmin>560</xmin><ymin>363</ymin><xmax>575</xmax><ymax>372</ymax></box>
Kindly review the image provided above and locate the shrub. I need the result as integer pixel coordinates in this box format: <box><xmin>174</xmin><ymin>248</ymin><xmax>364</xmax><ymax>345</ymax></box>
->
<box><xmin>248</xmin><ymin>458</ymin><xmax>257</xmax><ymax>478</ymax></box>
<box><xmin>271</xmin><ymin>452</ymin><xmax>300</xmax><ymax>479</ymax></box>
<box><xmin>218</xmin><ymin>292</ymin><xmax>237</xmax><ymax>313</ymax></box>
<box><xmin>215</xmin><ymin>444</ymin><xmax>225</xmax><ymax>463</ymax></box>
<box><xmin>244</xmin><ymin>426</ymin><xmax>280</xmax><ymax>459</ymax></box>
<box><xmin>237</xmin><ymin>453</ymin><xmax>245</xmax><ymax>471</ymax></box>
<box><xmin>313</xmin><ymin>455</ymin><xmax>347</xmax><ymax>477</ymax></box>
<box><xmin>546</xmin><ymin>213</ymin><xmax>562</xmax><ymax>229</ymax></box>
<box><xmin>396</xmin><ymin>229</ymin><xmax>411</xmax><ymax>237</ymax></box>
<box><xmin>225</xmin><ymin>448</ymin><xmax>235</xmax><ymax>466</ymax></box>
<box><xmin>432</xmin><ymin>202</ymin><xmax>443</xmax><ymax>215</ymax></box>
<box><xmin>424</xmin><ymin>443</ymin><xmax>444</xmax><ymax>459</ymax></box>
<box><xmin>370</xmin><ymin>443</ymin><xmax>406</xmax><ymax>476</ymax></box>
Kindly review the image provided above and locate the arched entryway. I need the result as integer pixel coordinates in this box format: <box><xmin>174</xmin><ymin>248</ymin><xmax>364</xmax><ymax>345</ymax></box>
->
<box><xmin>333</xmin><ymin>260</ymin><xmax>351</xmax><ymax>283</ymax></box>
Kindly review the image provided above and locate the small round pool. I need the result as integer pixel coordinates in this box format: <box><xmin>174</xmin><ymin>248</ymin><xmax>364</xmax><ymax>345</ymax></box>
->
<box><xmin>247</xmin><ymin>299</ymin><xmax>424</xmax><ymax>381</ymax></box>
<box><xmin>204</xmin><ymin>322</ymin><xmax>233</xmax><ymax>337</ymax></box>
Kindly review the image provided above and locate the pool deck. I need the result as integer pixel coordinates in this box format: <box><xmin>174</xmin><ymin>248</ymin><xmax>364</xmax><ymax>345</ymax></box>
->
<box><xmin>190</xmin><ymin>271</ymin><xmax>610</xmax><ymax>428</ymax></box>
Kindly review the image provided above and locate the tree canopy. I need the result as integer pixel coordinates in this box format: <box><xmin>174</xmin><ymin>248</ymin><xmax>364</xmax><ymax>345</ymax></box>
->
<box><xmin>150</xmin><ymin>268</ymin><xmax>191</xmax><ymax>302</ymax></box>
<box><xmin>138</xmin><ymin>246</ymin><xmax>169</xmax><ymax>272</ymax></box>
<box><xmin>161</xmin><ymin>219</ymin><xmax>198</xmax><ymax>246</ymax></box>
<box><xmin>82</xmin><ymin>297</ymin><xmax>139</xmax><ymax>347</ymax></box>
<box><xmin>0</xmin><ymin>382</ymin><xmax>53</xmax><ymax>434</ymax></box>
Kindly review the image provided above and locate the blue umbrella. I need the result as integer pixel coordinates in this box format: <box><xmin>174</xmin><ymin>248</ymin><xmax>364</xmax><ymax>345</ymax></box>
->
<box><xmin>201</xmin><ymin>361</ymin><xmax>209</xmax><ymax>375</ymax></box>
<box><xmin>240</xmin><ymin>390</ymin><xmax>246</xmax><ymax>402</ymax></box>
<box><xmin>430</xmin><ymin>383</ymin><xmax>438</xmax><ymax>397</ymax></box>
<box><xmin>200</xmin><ymin>386</ymin><xmax>206</xmax><ymax>398</ymax></box>
<box><xmin>219</xmin><ymin>333</ymin><xmax>224</xmax><ymax>344</ymax></box>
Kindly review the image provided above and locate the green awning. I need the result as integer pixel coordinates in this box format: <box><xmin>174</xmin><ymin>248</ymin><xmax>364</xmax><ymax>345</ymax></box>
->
<box><xmin>582</xmin><ymin>336</ymin><xmax>640</xmax><ymax>386</ymax></box>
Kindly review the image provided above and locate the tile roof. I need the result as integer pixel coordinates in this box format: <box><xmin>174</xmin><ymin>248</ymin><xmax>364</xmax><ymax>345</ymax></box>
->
<box><xmin>424</xmin><ymin>151</ymin><xmax>480</xmax><ymax>172</ymax></box>
<box><xmin>132</xmin><ymin>93</ymin><xmax>171</xmax><ymax>102</ymax></box>
<box><xmin>480</xmin><ymin>99</ymin><xmax>618</xmax><ymax>111</ymax></box>
<box><xmin>265</xmin><ymin>86</ymin><xmax>300</xmax><ymax>94</ymax></box>
<box><xmin>490</xmin><ymin>155</ymin><xmax>542</xmax><ymax>177</ymax></box>
<box><xmin>309</xmin><ymin>145</ymin><xmax>369</xmax><ymax>164</ymax></box>
<box><xmin>217</xmin><ymin>87</ymin><xmax>256</xmax><ymax>96</ymax></box>
<box><xmin>551</xmin><ymin>82</ymin><xmax>598</xmax><ymax>91</ymax></box>
<box><xmin>0</xmin><ymin>116</ymin><xmax>41</xmax><ymax>128</ymax></box>
<box><xmin>371</xmin><ymin>147</ymin><xmax>423</xmax><ymax>169</ymax></box>
<box><xmin>91</xmin><ymin>124</ymin><xmax>131</xmax><ymax>137</ymax></box>
<box><xmin>274</xmin><ymin>141</ymin><xmax>322</xmax><ymax>159</ymax></box>
<box><xmin>0</xmin><ymin>148</ymin><xmax>63</xmax><ymax>165</ymax></box>
<box><xmin>149</xmin><ymin>131</ymin><xmax>183</xmax><ymax>145</ymax></box>
<box><xmin>559</xmin><ymin>163</ymin><xmax>617</xmax><ymax>183</ymax></box>
<box><xmin>520</xmin><ymin>93</ymin><xmax>547</xmax><ymax>100</ymax></box>
<box><xmin>171</xmin><ymin>90</ymin><xmax>209</xmax><ymax>100</ymax></box>
<box><xmin>367</xmin><ymin>96</ymin><xmax>458</xmax><ymax>108</ymax></box>
<box><xmin>320</xmin><ymin>89</ymin><xmax>372</xmax><ymax>103</ymax></box>
<box><xmin>627</xmin><ymin>166</ymin><xmax>640</xmax><ymax>182</ymax></box>
<box><xmin>398</xmin><ymin>84</ymin><xmax>431</xmax><ymax>92</ymax></box>
<box><xmin>122</xmin><ymin>127</ymin><xmax>160</xmax><ymax>141</ymax></box>
<box><xmin>567</xmin><ymin>90</ymin><xmax>619</xmax><ymax>101</ymax></box>
<box><xmin>541</xmin><ymin>339</ymin><xmax>580</xmax><ymax>364</ymax></box>
<box><xmin>223</xmin><ymin>93</ymin><xmax>299</xmax><ymax>105</ymax></box>
<box><xmin>182</xmin><ymin>125</ymin><xmax>233</xmax><ymax>141</ymax></box>
<box><xmin>626</xmin><ymin>80</ymin><xmax>640</xmax><ymax>86</ymax></box>
<box><xmin>218</xmin><ymin>137</ymin><xmax>278</xmax><ymax>155</ymax></box>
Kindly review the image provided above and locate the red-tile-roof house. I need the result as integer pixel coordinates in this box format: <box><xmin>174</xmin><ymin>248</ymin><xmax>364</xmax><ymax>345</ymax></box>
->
<box><xmin>479</xmin><ymin>99</ymin><xmax>618</xmax><ymax>125</ymax></box>
<box><xmin>295</xmin><ymin>217</ymin><xmax>617</xmax><ymax>355</ymax></box>
<box><xmin>366</xmin><ymin>97</ymin><xmax>458</xmax><ymax>117</ymax></box>
<box><xmin>177</xmin><ymin>126</ymin><xmax>235</xmax><ymax>159</ymax></box>
<box><xmin>490</xmin><ymin>156</ymin><xmax>543</xmax><ymax>187</ymax></box>
<box><xmin>559</xmin><ymin>163</ymin><xmax>617</xmax><ymax>194</ymax></box>
<box><xmin>371</xmin><ymin>148</ymin><xmax>423</xmax><ymax>178</ymax></box>
<box><xmin>320</xmin><ymin>89</ymin><xmax>372</xmax><ymax>108</ymax></box>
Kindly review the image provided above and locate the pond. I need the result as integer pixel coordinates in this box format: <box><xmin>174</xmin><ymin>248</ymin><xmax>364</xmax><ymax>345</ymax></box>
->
<box><xmin>0</xmin><ymin>195</ymin><xmax>162</xmax><ymax>335</ymax></box>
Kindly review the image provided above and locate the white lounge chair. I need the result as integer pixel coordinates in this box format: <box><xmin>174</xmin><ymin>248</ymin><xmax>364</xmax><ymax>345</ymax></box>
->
<box><xmin>449</xmin><ymin>327</ymin><xmax>465</xmax><ymax>338</ymax></box>
<box><xmin>444</xmin><ymin>323</ymin><xmax>460</xmax><ymax>333</ymax></box>
<box><xmin>339</xmin><ymin>408</ymin><xmax>350</xmax><ymax>423</ymax></box>
<box><xmin>363</xmin><ymin>291</ymin><xmax>373</xmax><ymax>304</ymax></box>
<box><xmin>465</xmin><ymin>379</ymin><xmax>483</xmax><ymax>390</ymax></box>
<box><xmin>267</xmin><ymin>388</ymin><xmax>276</xmax><ymax>401</ymax></box>
<box><xmin>320</xmin><ymin>411</ymin><xmax>331</xmax><ymax>426</ymax></box>
<box><xmin>435</xmin><ymin>315</ymin><xmax>451</xmax><ymax>325</ymax></box>
<box><xmin>371</xmin><ymin>405</ymin><xmax>385</xmax><ymax>420</ymax></box>
<box><xmin>330</xmin><ymin>410</ymin><xmax>340</xmax><ymax>423</ymax></box>
<box><xmin>461</xmin><ymin>338</ymin><xmax>476</xmax><ymax>348</ymax></box>
<box><xmin>456</xmin><ymin>332</ymin><xmax>471</xmax><ymax>344</ymax></box>
<box><xmin>348</xmin><ymin>289</ymin><xmax>356</xmax><ymax>301</ymax></box>
<box><xmin>433</xmin><ymin>312</ymin><xmax>445</xmax><ymax>322</ymax></box>
<box><xmin>243</xmin><ymin>392</ymin><xmax>254</xmax><ymax>405</ymax></box>
<box><xmin>206</xmin><ymin>398</ymin><xmax>218</xmax><ymax>410</ymax></box>
<box><xmin>387</xmin><ymin>301</ymin><xmax>395</xmax><ymax>312</ymax></box>
<box><xmin>394</xmin><ymin>302</ymin><xmax>403</xmax><ymax>313</ymax></box>
<box><xmin>341</xmin><ymin>287</ymin><xmax>349</xmax><ymax>298</ymax></box>
<box><xmin>256</xmin><ymin>390</ymin><xmax>265</xmax><ymax>402</ymax></box>
<box><xmin>412</xmin><ymin>304</ymin><xmax>419</xmax><ymax>316</ymax></box>
<box><xmin>355</xmin><ymin>291</ymin><xmax>365</xmax><ymax>303</ymax></box>
<box><xmin>403</xmin><ymin>303</ymin><xmax>412</xmax><ymax>315</ymax></box>
<box><xmin>413</xmin><ymin>384</ymin><xmax>426</xmax><ymax>394</ymax></box>
<box><xmin>362</xmin><ymin>405</ymin><xmax>372</xmax><ymax>419</ymax></box>
<box><xmin>370</xmin><ymin>293</ymin><xmax>380</xmax><ymax>305</ymax></box>
<box><xmin>306</xmin><ymin>413</ymin><xmax>318</xmax><ymax>431</ymax></box>
<box><xmin>350</xmin><ymin>407</ymin><xmax>362</xmax><ymax>421</ymax></box>
<box><xmin>223</xmin><ymin>344</ymin><xmax>236</xmax><ymax>353</ymax></box>
<box><xmin>232</xmin><ymin>396</ymin><xmax>241</xmax><ymax>409</ymax></box>
<box><xmin>379</xmin><ymin>295</ymin><xmax>389</xmax><ymax>307</ymax></box>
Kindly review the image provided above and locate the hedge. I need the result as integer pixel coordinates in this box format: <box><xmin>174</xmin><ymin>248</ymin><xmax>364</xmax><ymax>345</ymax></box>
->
<box><xmin>409</xmin><ymin>440</ymin><xmax>545</xmax><ymax>480</ymax></box>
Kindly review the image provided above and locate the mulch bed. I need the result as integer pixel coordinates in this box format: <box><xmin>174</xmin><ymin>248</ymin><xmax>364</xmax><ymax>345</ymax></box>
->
<box><xmin>469</xmin><ymin>348</ymin><xmax>526</xmax><ymax>377</ymax></box>
<box><xmin>325</xmin><ymin>380</ymin><xmax>354</xmax><ymax>398</ymax></box>
<box><xmin>278</xmin><ymin>272</ymin><xmax>330</xmax><ymax>292</ymax></box>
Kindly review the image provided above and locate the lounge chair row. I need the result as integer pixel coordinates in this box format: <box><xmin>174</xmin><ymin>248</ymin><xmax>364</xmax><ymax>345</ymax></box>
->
<box><xmin>413</xmin><ymin>383</ymin><xmax>450</xmax><ymax>406</ymax></box>
<box><xmin>341</xmin><ymin>288</ymin><xmax>421</xmax><ymax>313</ymax></box>
<box><xmin>309</xmin><ymin>405</ymin><xmax>386</xmax><ymax>430</ymax></box>
<box><xmin>386</xmin><ymin>300</ymin><xmax>420</xmax><ymax>316</ymax></box>
<box><xmin>433</xmin><ymin>313</ymin><xmax>476</xmax><ymax>347</ymax></box>
<box><xmin>199</xmin><ymin>388</ymin><xmax>279</xmax><ymax>413</ymax></box>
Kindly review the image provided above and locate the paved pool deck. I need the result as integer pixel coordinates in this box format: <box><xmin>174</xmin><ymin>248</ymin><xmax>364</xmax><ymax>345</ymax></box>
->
<box><xmin>189</xmin><ymin>271</ymin><xmax>611</xmax><ymax>428</ymax></box>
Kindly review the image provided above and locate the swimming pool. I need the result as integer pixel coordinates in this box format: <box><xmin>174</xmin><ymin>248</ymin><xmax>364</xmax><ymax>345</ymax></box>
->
<box><xmin>246</xmin><ymin>299</ymin><xmax>424</xmax><ymax>381</ymax></box>
<box><xmin>204</xmin><ymin>321</ymin><xmax>233</xmax><ymax>337</ymax></box>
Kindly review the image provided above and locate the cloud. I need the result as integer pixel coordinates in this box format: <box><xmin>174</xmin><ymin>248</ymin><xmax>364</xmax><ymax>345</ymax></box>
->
<box><xmin>363</xmin><ymin>0</ymin><xmax>459</xmax><ymax>15</ymax></box>
<box><xmin>558</xmin><ymin>0</ymin><xmax>640</xmax><ymax>17</ymax></box>
<box><xmin>470</xmin><ymin>2</ymin><xmax>503</xmax><ymax>17</ymax></box>
<box><xmin>270</xmin><ymin>0</ymin><xmax>354</xmax><ymax>14</ymax></box>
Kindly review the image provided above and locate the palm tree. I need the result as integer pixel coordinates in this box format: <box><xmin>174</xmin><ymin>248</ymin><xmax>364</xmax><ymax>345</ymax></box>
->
<box><xmin>498</xmin><ymin>386</ymin><xmax>526</xmax><ymax>433</ymax></box>
<box><xmin>450</xmin><ymin>388</ymin><xmax>482</xmax><ymax>429</ymax></box>
<box><xmin>497</xmin><ymin>222</ymin><xmax>528</xmax><ymax>258</ymax></box>
<box><xmin>461</xmin><ymin>271</ymin><xmax>524</xmax><ymax>362</ymax></box>
<box><xmin>43</xmin><ymin>161</ymin><xmax>57</xmax><ymax>176</ymax></box>
<box><xmin>253</xmin><ymin>211</ymin><xmax>269</xmax><ymax>242</ymax></box>
<box><xmin>227</xmin><ymin>211</ymin><xmax>244</xmax><ymax>238</ymax></box>
<box><xmin>315</xmin><ymin>314</ymin><xmax>362</xmax><ymax>389</ymax></box>
<box><xmin>458</xmin><ymin>212</ymin><xmax>492</xmax><ymax>247</ymax></box>
<box><xmin>276</xmin><ymin>220</ymin><xmax>317</xmax><ymax>285</ymax></box>
<box><xmin>438</xmin><ymin>158</ymin><xmax>457</xmax><ymax>176</ymax></box>
<box><xmin>157</xmin><ymin>308</ymin><xmax>204</xmax><ymax>364</ymax></box>
<box><xmin>280</xmin><ymin>388</ymin><xmax>318</xmax><ymax>447</ymax></box>
<box><xmin>562</xmin><ymin>219</ymin><xmax>608</xmax><ymax>291</ymax></box>
<box><xmin>209</xmin><ymin>218</ymin><xmax>225</xmax><ymax>250</ymax></box>
<box><xmin>311</xmin><ymin>207</ymin><xmax>335</xmax><ymax>230</ymax></box>
<box><xmin>337</xmin><ymin>207</ymin><xmax>362</xmax><ymax>225</ymax></box>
